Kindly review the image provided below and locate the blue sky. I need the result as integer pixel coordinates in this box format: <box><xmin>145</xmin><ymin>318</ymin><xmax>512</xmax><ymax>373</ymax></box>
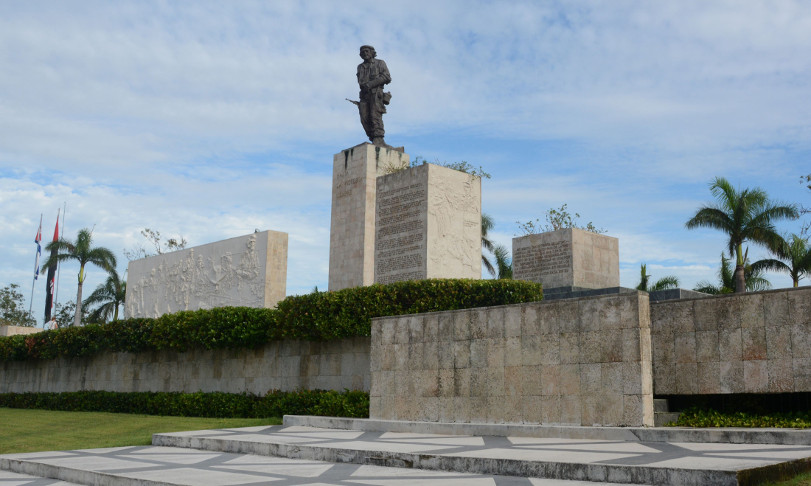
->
<box><xmin>2</xmin><ymin>1</ymin><xmax>809</xmax><ymax>325</ymax></box>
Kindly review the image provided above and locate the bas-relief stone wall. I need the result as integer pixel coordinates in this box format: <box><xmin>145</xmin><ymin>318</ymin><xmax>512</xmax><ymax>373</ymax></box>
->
<box><xmin>329</xmin><ymin>143</ymin><xmax>409</xmax><ymax>291</ymax></box>
<box><xmin>0</xmin><ymin>337</ymin><xmax>370</xmax><ymax>395</ymax></box>
<box><xmin>651</xmin><ymin>287</ymin><xmax>811</xmax><ymax>395</ymax></box>
<box><xmin>374</xmin><ymin>163</ymin><xmax>480</xmax><ymax>284</ymax></box>
<box><xmin>512</xmin><ymin>228</ymin><xmax>619</xmax><ymax>290</ymax></box>
<box><xmin>125</xmin><ymin>230</ymin><xmax>288</xmax><ymax>319</ymax></box>
<box><xmin>0</xmin><ymin>325</ymin><xmax>40</xmax><ymax>337</ymax></box>
<box><xmin>369</xmin><ymin>292</ymin><xmax>654</xmax><ymax>427</ymax></box>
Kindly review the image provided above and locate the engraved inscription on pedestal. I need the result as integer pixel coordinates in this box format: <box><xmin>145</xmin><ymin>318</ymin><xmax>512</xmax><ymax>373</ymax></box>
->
<box><xmin>375</xmin><ymin>163</ymin><xmax>481</xmax><ymax>285</ymax></box>
<box><xmin>513</xmin><ymin>228</ymin><xmax>618</xmax><ymax>290</ymax></box>
<box><xmin>376</xmin><ymin>181</ymin><xmax>427</xmax><ymax>284</ymax></box>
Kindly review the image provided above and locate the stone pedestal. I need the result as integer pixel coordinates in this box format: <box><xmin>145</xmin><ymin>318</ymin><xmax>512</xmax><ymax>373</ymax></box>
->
<box><xmin>512</xmin><ymin>228</ymin><xmax>619</xmax><ymax>290</ymax></box>
<box><xmin>328</xmin><ymin>143</ymin><xmax>409</xmax><ymax>291</ymax></box>
<box><xmin>375</xmin><ymin>163</ymin><xmax>481</xmax><ymax>284</ymax></box>
<box><xmin>125</xmin><ymin>230</ymin><xmax>288</xmax><ymax>318</ymax></box>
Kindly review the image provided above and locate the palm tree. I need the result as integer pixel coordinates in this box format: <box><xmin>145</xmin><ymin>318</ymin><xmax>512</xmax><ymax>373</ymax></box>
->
<box><xmin>83</xmin><ymin>270</ymin><xmax>126</xmax><ymax>322</ymax></box>
<box><xmin>41</xmin><ymin>228</ymin><xmax>117</xmax><ymax>327</ymax></box>
<box><xmin>750</xmin><ymin>234</ymin><xmax>811</xmax><ymax>287</ymax></box>
<box><xmin>686</xmin><ymin>177</ymin><xmax>798</xmax><ymax>293</ymax></box>
<box><xmin>492</xmin><ymin>244</ymin><xmax>512</xmax><ymax>279</ymax></box>
<box><xmin>481</xmin><ymin>213</ymin><xmax>496</xmax><ymax>277</ymax></box>
<box><xmin>694</xmin><ymin>252</ymin><xmax>771</xmax><ymax>294</ymax></box>
<box><xmin>636</xmin><ymin>263</ymin><xmax>679</xmax><ymax>292</ymax></box>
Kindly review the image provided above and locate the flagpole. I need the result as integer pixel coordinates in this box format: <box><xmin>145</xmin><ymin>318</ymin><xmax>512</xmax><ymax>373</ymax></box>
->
<box><xmin>54</xmin><ymin>202</ymin><xmax>66</xmax><ymax>315</ymax></box>
<box><xmin>30</xmin><ymin>214</ymin><xmax>43</xmax><ymax>317</ymax></box>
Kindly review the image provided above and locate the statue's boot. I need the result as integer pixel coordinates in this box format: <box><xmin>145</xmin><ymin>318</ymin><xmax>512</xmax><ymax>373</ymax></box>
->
<box><xmin>372</xmin><ymin>137</ymin><xmax>393</xmax><ymax>149</ymax></box>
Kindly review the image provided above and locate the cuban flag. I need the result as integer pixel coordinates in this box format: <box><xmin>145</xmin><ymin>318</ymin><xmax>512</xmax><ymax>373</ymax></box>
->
<box><xmin>34</xmin><ymin>217</ymin><xmax>42</xmax><ymax>280</ymax></box>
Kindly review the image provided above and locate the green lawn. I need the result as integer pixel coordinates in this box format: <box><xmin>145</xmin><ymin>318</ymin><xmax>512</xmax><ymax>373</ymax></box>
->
<box><xmin>763</xmin><ymin>472</ymin><xmax>811</xmax><ymax>486</ymax></box>
<box><xmin>0</xmin><ymin>407</ymin><xmax>281</xmax><ymax>454</ymax></box>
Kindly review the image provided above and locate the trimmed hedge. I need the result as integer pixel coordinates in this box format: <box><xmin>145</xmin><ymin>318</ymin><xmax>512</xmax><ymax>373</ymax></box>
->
<box><xmin>671</xmin><ymin>407</ymin><xmax>811</xmax><ymax>428</ymax></box>
<box><xmin>0</xmin><ymin>279</ymin><xmax>542</xmax><ymax>362</ymax></box>
<box><xmin>0</xmin><ymin>389</ymin><xmax>370</xmax><ymax>418</ymax></box>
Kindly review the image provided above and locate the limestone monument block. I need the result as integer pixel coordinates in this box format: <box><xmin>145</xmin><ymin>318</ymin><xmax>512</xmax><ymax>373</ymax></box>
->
<box><xmin>512</xmin><ymin>228</ymin><xmax>619</xmax><ymax>290</ymax></box>
<box><xmin>328</xmin><ymin>143</ymin><xmax>409</xmax><ymax>291</ymax></box>
<box><xmin>125</xmin><ymin>230</ymin><xmax>288</xmax><ymax>318</ymax></box>
<box><xmin>375</xmin><ymin>163</ymin><xmax>481</xmax><ymax>284</ymax></box>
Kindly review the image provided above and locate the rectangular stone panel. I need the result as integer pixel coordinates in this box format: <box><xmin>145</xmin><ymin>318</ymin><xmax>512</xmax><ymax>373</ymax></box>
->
<box><xmin>126</xmin><ymin>230</ymin><xmax>287</xmax><ymax>318</ymax></box>
<box><xmin>512</xmin><ymin>228</ymin><xmax>619</xmax><ymax>290</ymax></box>
<box><xmin>375</xmin><ymin>163</ymin><xmax>481</xmax><ymax>284</ymax></box>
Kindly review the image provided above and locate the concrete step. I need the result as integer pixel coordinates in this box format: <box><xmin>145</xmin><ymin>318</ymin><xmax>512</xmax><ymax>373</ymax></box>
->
<box><xmin>653</xmin><ymin>398</ymin><xmax>670</xmax><ymax>413</ymax></box>
<box><xmin>146</xmin><ymin>420</ymin><xmax>811</xmax><ymax>486</ymax></box>
<box><xmin>0</xmin><ymin>446</ymin><xmax>621</xmax><ymax>486</ymax></box>
<box><xmin>654</xmin><ymin>412</ymin><xmax>681</xmax><ymax>427</ymax></box>
<box><xmin>285</xmin><ymin>415</ymin><xmax>811</xmax><ymax>445</ymax></box>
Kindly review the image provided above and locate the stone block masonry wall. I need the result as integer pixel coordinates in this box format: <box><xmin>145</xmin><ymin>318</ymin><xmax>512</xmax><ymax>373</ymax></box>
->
<box><xmin>374</xmin><ymin>163</ymin><xmax>481</xmax><ymax>285</ymax></box>
<box><xmin>328</xmin><ymin>143</ymin><xmax>409</xmax><ymax>291</ymax></box>
<box><xmin>512</xmin><ymin>228</ymin><xmax>619</xmax><ymax>290</ymax></box>
<box><xmin>370</xmin><ymin>292</ymin><xmax>654</xmax><ymax>426</ymax></box>
<box><xmin>0</xmin><ymin>337</ymin><xmax>370</xmax><ymax>395</ymax></box>
<box><xmin>651</xmin><ymin>287</ymin><xmax>811</xmax><ymax>395</ymax></box>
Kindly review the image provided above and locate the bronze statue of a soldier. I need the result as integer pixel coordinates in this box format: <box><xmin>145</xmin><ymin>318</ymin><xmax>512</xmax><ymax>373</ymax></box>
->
<box><xmin>352</xmin><ymin>45</ymin><xmax>392</xmax><ymax>148</ymax></box>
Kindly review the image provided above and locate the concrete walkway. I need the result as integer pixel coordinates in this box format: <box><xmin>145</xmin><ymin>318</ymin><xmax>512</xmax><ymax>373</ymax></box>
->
<box><xmin>151</xmin><ymin>424</ymin><xmax>811</xmax><ymax>485</ymax></box>
<box><xmin>1</xmin><ymin>446</ymin><xmax>615</xmax><ymax>485</ymax></box>
<box><xmin>2</xmin><ymin>419</ymin><xmax>811</xmax><ymax>485</ymax></box>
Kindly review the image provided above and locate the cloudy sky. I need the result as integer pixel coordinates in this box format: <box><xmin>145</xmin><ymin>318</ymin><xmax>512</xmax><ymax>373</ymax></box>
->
<box><xmin>2</xmin><ymin>1</ymin><xmax>809</xmax><ymax>325</ymax></box>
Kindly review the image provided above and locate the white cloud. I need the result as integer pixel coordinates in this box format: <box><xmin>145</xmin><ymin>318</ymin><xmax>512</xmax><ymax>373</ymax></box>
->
<box><xmin>1</xmin><ymin>1</ymin><xmax>809</xmax><ymax>324</ymax></box>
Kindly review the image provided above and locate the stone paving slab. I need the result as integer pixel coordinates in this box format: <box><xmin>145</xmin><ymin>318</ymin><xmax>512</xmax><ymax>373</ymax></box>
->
<box><xmin>0</xmin><ymin>446</ymin><xmax>616</xmax><ymax>485</ymax></box>
<box><xmin>152</xmin><ymin>425</ymin><xmax>811</xmax><ymax>485</ymax></box>
<box><xmin>284</xmin><ymin>415</ymin><xmax>811</xmax><ymax>445</ymax></box>
<box><xmin>0</xmin><ymin>469</ymin><xmax>80</xmax><ymax>485</ymax></box>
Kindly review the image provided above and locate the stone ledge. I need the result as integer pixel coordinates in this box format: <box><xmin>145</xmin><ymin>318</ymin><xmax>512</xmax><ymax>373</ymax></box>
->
<box><xmin>283</xmin><ymin>415</ymin><xmax>811</xmax><ymax>445</ymax></box>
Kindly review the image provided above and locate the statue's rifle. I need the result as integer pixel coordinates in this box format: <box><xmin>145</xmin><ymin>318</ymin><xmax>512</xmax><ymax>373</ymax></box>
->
<box><xmin>345</xmin><ymin>98</ymin><xmax>360</xmax><ymax>106</ymax></box>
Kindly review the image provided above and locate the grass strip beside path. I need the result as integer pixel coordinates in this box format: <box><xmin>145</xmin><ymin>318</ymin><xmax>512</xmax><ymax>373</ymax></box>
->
<box><xmin>0</xmin><ymin>407</ymin><xmax>281</xmax><ymax>454</ymax></box>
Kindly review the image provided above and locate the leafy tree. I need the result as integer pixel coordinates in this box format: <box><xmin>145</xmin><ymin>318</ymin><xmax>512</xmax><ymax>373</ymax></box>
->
<box><xmin>41</xmin><ymin>228</ymin><xmax>117</xmax><ymax>327</ymax></box>
<box><xmin>694</xmin><ymin>252</ymin><xmax>771</xmax><ymax>294</ymax></box>
<box><xmin>411</xmin><ymin>156</ymin><xmax>492</xmax><ymax>179</ymax></box>
<box><xmin>517</xmin><ymin>204</ymin><xmax>605</xmax><ymax>235</ymax></box>
<box><xmin>481</xmin><ymin>213</ymin><xmax>496</xmax><ymax>277</ymax></box>
<box><xmin>635</xmin><ymin>264</ymin><xmax>679</xmax><ymax>292</ymax></box>
<box><xmin>83</xmin><ymin>270</ymin><xmax>127</xmax><ymax>323</ymax></box>
<box><xmin>124</xmin><ymin>228</ymin><xmax>187</xmax><ymax>261</ymax></box>
<box><xmin>0</xmin><ymin>283</ymin><xmax>36</xmax><ymax>327</ymax></box>
<box><xmin>50</xmin><ymin>300</ymin><xmax>88</xmax><ymax>328</ymax></box>
<box><xmin>686</xmin><ymin>177</ymin><xmax>798</xmax><ymax>293</ymax></box>
<box><xmin>750</xmin><ymin>234</ymin><xmax>811</xmax><ymax>288</ymax></box>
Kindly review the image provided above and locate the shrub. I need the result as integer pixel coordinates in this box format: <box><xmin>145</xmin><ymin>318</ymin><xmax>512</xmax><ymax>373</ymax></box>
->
<box><xmin>0</xmin><ymin>279</ymin><xmax>542</xmax><ymax>362</ymax></box>
<box><xmin>0</xmin><ymin>390</ymin><xmax>370</xmax><ymax>419</ymax></box>
<box><xmin>671</xmin><ymin>407</ymin><xmax>811</xmax><ymax>428</ymax></box>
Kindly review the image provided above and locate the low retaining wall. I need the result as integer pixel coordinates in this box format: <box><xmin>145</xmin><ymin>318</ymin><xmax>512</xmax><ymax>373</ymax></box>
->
<box><xmin>651</xmin><ymin>286</ymin><xmax>811</xmax><ymax>395</ymax></box>
<box><xmin>0</xmin><ymin>337</ymin><xmax>370</xmax><ymax>395</ymax></box>
<box><xmin>369</xmin><ymin>292</ymin><xmax>654</xmax><ymax>427</ymax></box>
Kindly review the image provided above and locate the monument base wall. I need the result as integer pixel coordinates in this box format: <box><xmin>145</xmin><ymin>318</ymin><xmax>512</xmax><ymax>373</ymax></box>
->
<box><xmin>0</xmin><ymin>337</ymin><xmax>370</xmax><ymax>395</ymax></box>
<box><xmin>369</xmin><ymin>292</ymin><xmax>654</xmax><ymax>427</ymax></box>
<box><xmin>512</xmin><ymin>228</ymin><xmax>619</xmax><ymax>290</ymax></box>
<box><xmin>651</xmin><ymin>286</ymin><xmax>811</xmax><ymax>395</ymax></box>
